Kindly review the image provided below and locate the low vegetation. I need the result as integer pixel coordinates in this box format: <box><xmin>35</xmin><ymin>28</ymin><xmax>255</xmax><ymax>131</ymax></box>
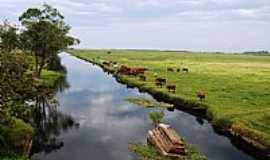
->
<box><xmin>70</xmin><ymin>49</ymin><xmax>270</xmax><ymax>150</ymax></box>
<box><xmin>126</xmin><ymin>97</ymin><xmax>173</xmax><ymax>108</ymax></box>
<box><xmin>129</xmin><ymin>143</ymin><xmax>207</xmax><ymax>160</ymax></box>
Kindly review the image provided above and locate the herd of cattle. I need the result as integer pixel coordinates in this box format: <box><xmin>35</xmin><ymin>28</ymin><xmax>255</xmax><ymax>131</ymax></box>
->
<box><xmin>102</xmin><ymin>60</ymin><xmax>206</xmax><ymax>101</ymax></box>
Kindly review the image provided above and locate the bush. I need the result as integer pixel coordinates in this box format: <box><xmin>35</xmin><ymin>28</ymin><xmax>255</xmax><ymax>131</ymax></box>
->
<box><xmin>149</xmin><ymin>111</ymin><xmax>164</xmax><ymax>126</ymax></box>
<box><xmin>0</xmin><ymin>117</ymin><xmax>33</xmax><ymax>155</ymax></box>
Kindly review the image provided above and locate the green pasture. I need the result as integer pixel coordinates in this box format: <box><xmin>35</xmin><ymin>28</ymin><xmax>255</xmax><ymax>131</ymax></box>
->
<box><xmin>70</xmin><ymin>49</ymin><xmax>270</xmax><ymax>147</ymax></box>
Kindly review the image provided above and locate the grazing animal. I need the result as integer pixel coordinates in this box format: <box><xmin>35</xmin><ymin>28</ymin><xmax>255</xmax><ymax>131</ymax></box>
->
<box><xmin>118</xmin><ymin>66</ymin><xmax>147</xmax><ymax>76</ymax></box>
<box><xmin>155</xmin><ymin>81</ymin><xmax>164</xmax><ymax>88</ymax></box>
<box><xmin>102</xmin><ymin>61</ymin><xmax>110</xmax><ymax>66</ymax></box>
<box><xmin>129</xmin><ymin>69</ymin><xmax>139</xmax><ymax>76</ymax></box>
<box><xmin>155</xmin><ymin>78</ymin><xmax>166</xmax><ymax>84</ymax></box>
<box><xmin>177</xmin><ymin>68</ymin><xmax>181</xmax><ymax>72</ymax></box>
<box><xmin>182</xmin><ymin>68</ymin><xmax>189</xmax><ymax>73</ymax></box>
<box><xmin>197</xmin><ymin>90</ymin><xmax>206</xmax><ymax>102</ymax></box>
<box><xmin>167</xmin><ymin>67</ymin><xmax>174</xmax><ymax>72</ymax></box>
<box><xmin>139</xmin><ymin>75</ymin><xmax>146</xmax><ymax>81</ymax></box>
<box><xmin>118</xmin><ymin>65</ymin><xmax>130</xmax><ymax>74</ymax></box>
<box><xmin>166</xmin><ymin>84</ymin><xmax>176</xmax><ymax>93</ymax></box>
<box><xmin>134</xmin><ymin>68</ymin><xmax>147</xmax><ymax>74</ymax></box>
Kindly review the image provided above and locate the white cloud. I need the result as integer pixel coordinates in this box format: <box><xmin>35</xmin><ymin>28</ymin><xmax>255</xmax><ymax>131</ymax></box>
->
<box><xmin>1</xmin><ymin>0</ymin><xmax>270</xmax><ymax>51</ymax></box>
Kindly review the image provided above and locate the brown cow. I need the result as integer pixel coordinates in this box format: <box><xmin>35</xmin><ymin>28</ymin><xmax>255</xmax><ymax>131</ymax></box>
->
<box><xmin>155</xmin><ymin>78</ymin><xmax>166</xmax><ymax>88</ymax></box>
<box><xmin>197</xmin><ymin>90</ymin><xmax>206</xmax><ymax>102</ymax></box>
<box><xmin>182</xmin><ymin>68</ymin><xmax>189</xmax><ymax>73</ymax></box>
<box><xmin>118</xmin><ymin>65</ymin><xmax>131</xmax><ymax>74</ymax></box>
<box><xmin>102</xmin><ymin>61</ymin><xmax>110</xmax><ymax>66</ymax></box>
<box><xmin>129</xmin><ymin>69</ymin><xmax>139</xmax><ymax>76</ymax></box>
<box><xmin>139</xmin><ymin>75</ymin><xmax>146</xmax><ymax>81</ymax></box>
<box><xmin>118</xmin><ymin>66</ymin><xmax>148</xmax><ymax>76</ymax></box>
<box><xmin>156</xmin><ymin>78</ymin><xmax>166</xmax><ymax>84</ymax></box>
<box><xmin>167</xmin><ymin>67</ymin><xmax>174</xmax><ymax>72</ymax></box>
<box><xmin>166</xmin><ymin>84</ymin><xmax>176</xmax><ymax>93</ymax></box>
<box><xmin>155</xmin><ymin>81</ymin><xmax>164</xmax><ymax>88</ymax></box>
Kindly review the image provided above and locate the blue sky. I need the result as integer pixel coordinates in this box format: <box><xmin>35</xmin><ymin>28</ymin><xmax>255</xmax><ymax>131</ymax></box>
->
<box><xmin>1</xmin><ymin>0</ymin><xmax>270</xmax><ymax>52</ymax></box>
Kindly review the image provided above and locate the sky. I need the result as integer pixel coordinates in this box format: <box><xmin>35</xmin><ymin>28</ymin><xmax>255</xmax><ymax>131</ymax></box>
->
<box><xmin>1</xmin><ymin>0</ymin><xmax>270</xmax><ymax>52</ymax></box>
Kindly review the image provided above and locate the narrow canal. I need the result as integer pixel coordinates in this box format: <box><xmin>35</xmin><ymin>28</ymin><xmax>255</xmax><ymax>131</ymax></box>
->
<box><xmin>31</xmin><ymin>53</ymin><xmax>254</xmax><ymax>160</ymax></box>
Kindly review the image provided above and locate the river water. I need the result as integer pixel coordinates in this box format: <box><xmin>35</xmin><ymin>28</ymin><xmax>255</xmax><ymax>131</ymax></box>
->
<box><xmin>31</xmin><ymin>53</ymin><xmax>255</xmax><ymax>160</ymax></box>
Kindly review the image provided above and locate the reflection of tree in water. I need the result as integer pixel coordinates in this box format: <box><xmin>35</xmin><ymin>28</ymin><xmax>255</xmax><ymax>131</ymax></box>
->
<box><xmin>48</xmin><ymin>55</ymin><xmax>67</xmax><ymax>74</ymax></box>
<box><xmin>50</xmin><ymin>55</ymin><xmax>70</xmax><ymax>93</ymax></box>
<box><xmin>31</xmin><ymin>72</ymin><xmax>78</xmax><ymax>155</ymax></box>
<box><xmin>53</xmin><ymin>75</ymin><xmax>70</xmax><ymax>93</ymax></box>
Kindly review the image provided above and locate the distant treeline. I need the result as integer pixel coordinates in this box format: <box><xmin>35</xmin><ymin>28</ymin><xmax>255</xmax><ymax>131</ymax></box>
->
<box><xmin>243</xmin><ymin>51</ymin><xmax>270</xmax><ymax>56</ymax></box>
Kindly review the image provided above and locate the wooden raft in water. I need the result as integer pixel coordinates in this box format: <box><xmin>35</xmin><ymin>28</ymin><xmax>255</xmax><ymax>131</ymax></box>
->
<box><xmin>147</xmin><ymin>123</ymin><xmax>187</xmax><ymax>157</ymax></box>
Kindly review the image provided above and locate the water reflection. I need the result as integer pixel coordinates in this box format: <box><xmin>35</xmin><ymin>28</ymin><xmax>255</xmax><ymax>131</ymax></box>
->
<box><xmin>31</xmin><ymin>53</ymin><xmax>255</xmax><ymax>160</ymax></box>
<box><xmin>31</xmin><ymin>61</ymin><xmax>77</xmax><ymax>156</ymax></box>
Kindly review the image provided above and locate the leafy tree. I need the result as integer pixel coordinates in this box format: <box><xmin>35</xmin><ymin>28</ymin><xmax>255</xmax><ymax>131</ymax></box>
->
<box><xmin>19</xmin><ymin>4</ymin><xmax>79</xmax><ymax>77</ymax></box>
<box><xmin>0</xmin><ymin>20</ymin><xmax>19</xmax><ymax>53</ymax></box>
<box><xmin>0</xmin><ymin>52</ymin><xmax>35</xmax><ymax>120</ymax></box>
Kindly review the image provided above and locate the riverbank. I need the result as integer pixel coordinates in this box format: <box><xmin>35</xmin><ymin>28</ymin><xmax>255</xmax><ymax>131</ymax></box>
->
<box><xmin>0</xmin><ymin>69</ymin><xmax>64</xmax><ymax>160</ymax></box>
<box><xmin>69</xmin><ymin>49</ymin><xmax>270</xmax><ymax>159</ymax></box>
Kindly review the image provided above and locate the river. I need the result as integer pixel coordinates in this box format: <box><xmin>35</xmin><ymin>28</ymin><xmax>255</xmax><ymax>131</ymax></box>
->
<box><xmin>31</xmin><ymin>53</ymin><xmax>255</xmax><ymax>160</ymax></box>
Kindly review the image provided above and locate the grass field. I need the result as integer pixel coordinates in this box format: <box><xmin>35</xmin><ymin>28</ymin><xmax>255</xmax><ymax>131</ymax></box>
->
<box><xmin>69</xmin><ymin>49</ymin><xmax>270</xmax><ymax>149</ymax></box>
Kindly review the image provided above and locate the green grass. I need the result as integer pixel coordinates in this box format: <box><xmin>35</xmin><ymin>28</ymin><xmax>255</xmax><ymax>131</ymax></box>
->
<box><xmin>69</xmin><ymin>49</ymin><xmax>270</xmax><ymax>149</ymax></box>
<box><xmin>0</xmin><ymin>154</ymin><xmax>28</xmax><ymax>160</ymax></box>
<box><xmin>39</xmin><ymin>70</ymin><xmax>64</xmax><ymax>88</ymax></box>
<box><xmin>129</xmin><ymin>143</ymin><xmax>207</xmax><ymax>160</ymax></box>
<box><xmin>126</xmin><ymin>97</ymin><xmax>174</xmax><ymax>108</ymax></box>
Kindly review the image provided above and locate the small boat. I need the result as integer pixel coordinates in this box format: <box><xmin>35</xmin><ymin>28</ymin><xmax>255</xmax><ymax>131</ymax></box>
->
<box><xmin>147</xmin><ymin>123</ymin><xmax>187</xmax><ymax>157</ymax></box>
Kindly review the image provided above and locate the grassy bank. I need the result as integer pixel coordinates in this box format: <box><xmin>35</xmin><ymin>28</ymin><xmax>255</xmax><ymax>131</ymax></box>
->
<box><xmin>129</xmin><ymin>143</ymin><xmax>207</xmax><ymax>160</ymax></box>
<box><xmin>40</xmin><ymin>70</ymin><xmax>64</xmax><ymax>88</ymax></box>
<box><xmin>69</xmin><ymin>49</ymin><xmax>270</xmax><ymax>153</ymax></box>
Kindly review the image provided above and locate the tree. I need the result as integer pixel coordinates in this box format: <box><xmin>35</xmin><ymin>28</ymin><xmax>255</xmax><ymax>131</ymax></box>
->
<box><xmin>19</xmin><ymin>4</ymin><xmax>79</xmax><ymax>77</ymax></box>
<box><xmin>0</xmin><ymin>52</ymin><xmax>35</xmax><ymax>120</ymax></box>
<box><xmin>0</xmin><ymin>20</ymin><xmax>19</xmax><ymax>53</ymax></box>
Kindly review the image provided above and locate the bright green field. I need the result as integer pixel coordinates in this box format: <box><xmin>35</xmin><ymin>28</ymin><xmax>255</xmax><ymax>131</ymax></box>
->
<box><xmin>70</xmin><ymin>49</ymin><xmax>270</xmax><ymax>148</ymax></box>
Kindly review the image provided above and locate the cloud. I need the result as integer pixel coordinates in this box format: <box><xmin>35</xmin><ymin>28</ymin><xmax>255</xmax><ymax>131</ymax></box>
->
<box><xmin>1</xmin><ymin>0</ymin><xmax>270</xmax><ymax>51</ymax></box>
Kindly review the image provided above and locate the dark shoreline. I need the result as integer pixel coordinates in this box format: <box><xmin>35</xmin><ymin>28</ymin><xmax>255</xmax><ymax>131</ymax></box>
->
<box><xmin>72</xmin><ymin>54</ymin><xmax>270</xmax><ymax>160</ymax></box>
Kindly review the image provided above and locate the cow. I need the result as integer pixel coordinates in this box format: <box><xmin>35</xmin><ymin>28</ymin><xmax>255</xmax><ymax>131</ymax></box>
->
<box><xmin>155</xmin><ymin>78</ymin><xmax>166</xmax><ymax>84</ymax></box>
<box><xmin>166</xmin><ymin>84</ymin><xmax>176</xmax><ymax>93</ymax></box>
<box><xmin>182</xmin><ymin>68</ymin><xmax>189</xmax><ymax>73</ymax></box>
<box><xmin>118</xmin><ymin>65</ymin><xmax>131</xmax><ymax>74</ymax></box>
<box><xmin>133</xmin><ymin>68</ymin><xmax>147</xmax><ymax>74</ymax></box>
<box><xmin>155</xmin><ymin>78</ymin><xmax>166</xmax><ymax>88</ymax></box>
<box><xmin>102</xmin><ymin>61</ymin><xmax>110</xmax><ymax>66</ymax></box>
<box><xmin>139</xmin><ymin>75</ymin><xmax>146</xmax><ymax>81</ymax></box>
<box><xmin>167</xmin><ymin>67</ymin><xmax>174</xmax><ymax>72</ymax></box>
<box><xmin>155</xmin><ymin>81</ymin><xmax>164</xmax><ymax>88</ymax></box>
<box><xmin>118</xmin><ymin>66</ymin><xmax>148</xmax><ymax>76</ymax></box>
<box><xmin>197</xmin><ymin>90</ymin><xmax>206</xmax><ymax>102</ymax></box>
<box><xmin>129</xmin><ymin>69</ymin><xmax>139</xmax><ymax>76</ymax></box>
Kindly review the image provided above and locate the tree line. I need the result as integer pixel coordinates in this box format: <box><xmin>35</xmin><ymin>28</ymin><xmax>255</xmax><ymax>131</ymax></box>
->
<box><xmin>0</xmin><ymin>4</ymin><xmax>78</xmax><ymax>158</ymax></box>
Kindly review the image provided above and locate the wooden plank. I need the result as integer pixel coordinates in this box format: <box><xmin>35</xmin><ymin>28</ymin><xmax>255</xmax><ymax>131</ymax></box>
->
<box><xmin>147</xmin><ymin>123</ymin><xmax>187</xmax><ymax>157</ymax></box>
